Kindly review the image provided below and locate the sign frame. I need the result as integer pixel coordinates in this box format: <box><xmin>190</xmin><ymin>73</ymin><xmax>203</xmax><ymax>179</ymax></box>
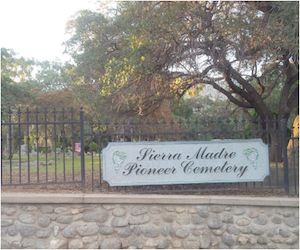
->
<box><xmin>102</xmin><ymin>139</ymin><xmax>269</xmax><ymax>186</ymax></box>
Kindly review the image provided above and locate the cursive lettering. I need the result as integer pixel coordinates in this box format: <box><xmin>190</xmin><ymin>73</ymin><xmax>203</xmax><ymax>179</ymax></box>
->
<box><xmin>137</xmin><ymin>148</ymin><xmax>182</xmax><ymax>161</ymax></box>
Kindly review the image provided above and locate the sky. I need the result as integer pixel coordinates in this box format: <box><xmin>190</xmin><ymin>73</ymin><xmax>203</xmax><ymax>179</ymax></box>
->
<box><xmin>0</xmin><ymin>0</ymin><xmax>99</xmax><ymax>62</ymax></box>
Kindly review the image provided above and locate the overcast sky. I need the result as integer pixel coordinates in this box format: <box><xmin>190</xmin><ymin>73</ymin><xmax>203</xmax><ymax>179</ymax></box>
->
<box><xmin>0</xmin><ymin>0</ymin><xmax>98</xmax><ymax>62</ymax></box>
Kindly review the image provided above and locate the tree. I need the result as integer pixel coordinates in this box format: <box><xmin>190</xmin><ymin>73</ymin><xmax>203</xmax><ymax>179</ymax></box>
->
<box><xmin>64</xmin><ymin>1</ymin><xmax>298</xmax><ymax>159</ymax></box>
<box><xmin>34</xmin><ymin>60</ymin><xmax>73</xmax><ymax>91</ymax></box>
<box><xmin>1</xmin><ymin>48</ymin><xmax>36</xmax><ymax>109</ymax></box>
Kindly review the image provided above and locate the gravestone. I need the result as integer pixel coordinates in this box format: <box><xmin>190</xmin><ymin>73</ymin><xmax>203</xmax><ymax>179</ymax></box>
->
<box><xmin>21</xmin><ymin>144</ymin><xmax>28</xmax><ymax>155</ymax></box>
<box><xmin>31</xmin><ymin>149</ymin><xmax>37</xmax><ymax>157</ymax></box>
<box><xmin>67</xmin><ymin>150</ymin><xmax>73</xmax><ymax>157</ymax></box>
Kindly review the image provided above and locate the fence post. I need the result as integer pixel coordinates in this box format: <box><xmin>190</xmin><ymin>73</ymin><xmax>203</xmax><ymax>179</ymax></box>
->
<box><xmin>281</xmin><ymin>117</ymin><xmax>289</xmax><ymax>195</ymax></box>
<box><xmin>80</xmin><ymin>107</ymin><xmax>85</xmax><ymax>191</ymax></box>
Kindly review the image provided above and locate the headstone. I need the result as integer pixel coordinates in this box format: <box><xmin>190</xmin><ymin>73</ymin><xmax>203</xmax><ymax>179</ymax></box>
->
<box><xmin>31</xmin><ymin>149</ymin><xmax>37</xmax><ymax>157</ymax></box>
<box><xmin>67</xmin><ymin>150</ymin><xmax>73</xmax><ymax>157</ymax></box>
<box><xmin>21</xmin><ymin>144</ymin><xmax>28</xmax><ymax>155</ymax></box>
<box><xmin>56</xmin><ymin>148</ymin><xmax>61</xmax><ymax>154</ymax></box>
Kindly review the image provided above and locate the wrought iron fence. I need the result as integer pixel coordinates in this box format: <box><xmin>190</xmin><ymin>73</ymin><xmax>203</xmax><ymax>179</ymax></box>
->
<box><xmin>1</xmin><ymin>107</ymin><xmax>299</xmax><ymax>196</ymax></box>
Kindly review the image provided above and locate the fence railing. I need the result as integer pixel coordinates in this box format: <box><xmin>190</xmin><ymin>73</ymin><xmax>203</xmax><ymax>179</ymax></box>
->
<box><xmin>1</xmin><ymin>108</ymin><xmax>299</xmax><ymax>196</ymax></box>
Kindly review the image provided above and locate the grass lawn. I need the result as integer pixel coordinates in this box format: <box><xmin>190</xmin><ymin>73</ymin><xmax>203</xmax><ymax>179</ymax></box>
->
<box><xmin>2</xmin><ymin>153</ymin><xmax>102</xmax><ymax>185</ymax></box>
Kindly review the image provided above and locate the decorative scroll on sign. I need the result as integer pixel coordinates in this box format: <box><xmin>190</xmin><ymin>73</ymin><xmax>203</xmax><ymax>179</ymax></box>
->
<box><xmin>102</xmin><ymin>139</ymin><xmax>269</xmax><ymax>186</ymax></box>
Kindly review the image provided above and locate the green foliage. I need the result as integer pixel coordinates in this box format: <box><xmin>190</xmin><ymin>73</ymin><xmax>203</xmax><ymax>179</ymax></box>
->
<box><xmin>64</xmin><ymin>1</ymin><xmax>298</xmax><ymax>124</ymax></box>
<box><xmin>1</xmin><ymin>48</ymin><xmax>35</xmax><ymax>109</ymax></box>
<box><xmin>84</xmin><ymin>142</ymin><xmax>99</xmax><ymax>153</ymax></box>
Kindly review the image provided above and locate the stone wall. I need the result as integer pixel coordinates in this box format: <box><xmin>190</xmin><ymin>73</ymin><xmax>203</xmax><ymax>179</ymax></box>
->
<box><xmin>1</xmin><ymin>194</ymin><xmax>299</xmax><ymax>249</ymax></box>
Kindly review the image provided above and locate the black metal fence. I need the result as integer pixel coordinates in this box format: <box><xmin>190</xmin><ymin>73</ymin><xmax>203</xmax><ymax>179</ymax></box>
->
<box><xmin>1</xmin><ymin>107</ymin><xmax>299</xmax><ymax>196</ymax></box>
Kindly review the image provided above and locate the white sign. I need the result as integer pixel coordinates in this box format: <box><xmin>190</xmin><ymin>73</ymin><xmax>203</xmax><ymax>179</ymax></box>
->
<box><xmin>102</xmin><ymin>139</ymin><xmax>269</xmax><ymax>186</ymax></box>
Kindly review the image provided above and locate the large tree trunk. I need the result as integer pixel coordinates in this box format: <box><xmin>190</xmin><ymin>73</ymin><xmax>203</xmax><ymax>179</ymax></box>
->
<box><xmin>269</xmin><ymin>131</ymin><xmax>283</xmax><ymax>162</ymax></box>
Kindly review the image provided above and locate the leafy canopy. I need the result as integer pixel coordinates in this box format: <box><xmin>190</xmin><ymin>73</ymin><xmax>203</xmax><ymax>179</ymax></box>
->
<box><xmin>65</xmin><ymin>1</ymin><xmax>298</xmax><ymax>121</ymax></box>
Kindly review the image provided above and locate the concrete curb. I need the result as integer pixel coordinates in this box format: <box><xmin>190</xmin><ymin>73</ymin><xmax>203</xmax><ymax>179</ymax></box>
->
<box><xmin>1</xmin><ymin>193</ymin><xmax>299</xmax><ymax>207</ymax></box>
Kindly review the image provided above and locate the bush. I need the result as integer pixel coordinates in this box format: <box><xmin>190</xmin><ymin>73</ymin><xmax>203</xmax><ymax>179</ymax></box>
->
<box><xmin>84</xmin><ymin>142</ymin><xmax>99</xmax><ymax>153</ymax></box>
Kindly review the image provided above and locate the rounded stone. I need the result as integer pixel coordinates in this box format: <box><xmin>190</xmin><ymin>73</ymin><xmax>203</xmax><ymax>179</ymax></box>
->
<box><xmin>162</xmin><ymin>214</ymin><xmax>174</xmax><ymax>223</ymax></box>
<box><xmin>21</xmin><ymin>205</ymin><xmax>38</xmax><ymax>212</ymax></box>
<box><xmin>128</xmin><ymin>215</ymin><xmax>150</xmax><ymax>225</ymax></box>
<box><xmin>210</xmin><ymin>206</ymin><xmax>223</xmax><ymax>213</ymax></box>
<box><xmin>222</xmin><ymin>214</ymin><xmax>234</xmax><ymax>224</ymax></box>
<box><xmin>99</xmin><ymin>225</ymin><xmax>115</xmax><ymax>235</ymax></box>
<box><xmin>62</xmin><ymin>225</ymin><xmax>78</xmax><ymax>238</ymax></box>
<box><xmin>285</xmin><ymin>217</ymin><xmax>299</xmax><ymax>228</ymax></box>
<box><xmin>141</xmin><ymin>226</ymin><xmax>160</xmax><ymax>238</ymax></box>
<box><xmin>283</xmin><ymin>211</ymin><xmax>294</xmax><ymax>217</ymax></box>
<box><xmin>248</xmin><ymin>211</ymin><xmax>259</xmax><ymax>218</ymax></box>
<box><xmin>77</xmin><ymin>223</ymin><xmax>99</xmax><ymax>236</ymax></box>
<box><xmin>131</xmin><ymin>206</ymin><xmax>148</xmax><ymax>216</ymax></box>
<box><xmin>175</xmin><ymin>214</ymin><xmax>191</xmax><ymax>225</ymax></box>
<box><xmin>20</xmin><ymin>226</ymin><xmax>36</xmax><ymax>237</ymax></box>
<box><xmin>3</xmin><ymin>206</ymin><xmax>18</xmax><ymax>215</ymax></box>
<box><xmin>56</xmin><ymin>215</ymin><xmax>73</xmax><ymax>224</ymax></box>
<box><xmin>1</xmin><ymin>219</ymin><xmax>13</xmax><ymax>227</ymax></box>
<box><xmin>175</xmin><ymin>228</ymin><xmax>189</xmax><ymax>238</ymax></box>
<box><xmin>158</xmin><ymin>238</ymin><xmax>171</xmax><ymax>249</ymax></box>
<box><xmin>11</xmin><ymin>241</ymin><xmax>22</xmax><ymax>249</ymax></box>
<box><xmin>69</xmin><ymin>239</ymin><xmax>83</xmax><ymax>249</ymax></box>
<box><xmin>54</xmin><ymin>207</ymin><xmax>69</xmax><ymax>214</ymax></box>
<box><xmin>18</xmin><ymin>214</ymin><xmax>36</xmax><ymax>224</ymax></box>
<box><xmin>145</xmin><ymin>239</ymin><xmax>160</xmax><ymax>248</ymax></box>
<box><xmin>130</xmin><ymin>239</ymin><xmax>144</xmax><ymax>249</ymax></box>
<box><xmin>208</xmin><ymin>215</ymin><xmax>223</xmax><ymax>229</ymax></box>
<box><xmin>271</xmin><ymin>216</ymin><xmax>282</xmax><ymax>224</ymax></box>
<box><xmin>233</xmin><ymin>208</ymin><xmax>245</xmax><ymax>215</ymax></box>
<box><xmin>238</xmin><ymin>236</ymin><xmax>249</xmax><ymax>245</ymax></box>
<box><xmin>165</xmin><ymin>207</ymin><xmax>174</xmax><ymax>212</ymax></box>
<box><xmin>218</xmin><ymin>242</ymin><xmax>229</xmax><ymax>249</ymax></box>
<box><xmin>286</xmin><ymin>236</ymin><xmax>299</xmax><ymax>245</ymax></box>
<box><xmin>250</xmin><ymin>226</ymin><xmax>264</xmax><ymax>235</ymax></box>
<box><xmin>117</xmin><ymin>227</ymin><xmax>132</xmax><ymax>238</ymax></box>
<box><xmin>265</xmin><ymin>229</ymin><xmax>275</xmax><ymax>237</ymax></box>
<box><xmin>37</xmin><ymin>215</ymin><xmax>51</xmax><ymax>227</ymax></box>
<box><xmin>49</xmin><ymin>238</ymin><xmax>68</xmax><ymax>249</ymax></box>
<box><xmin>257</xmin><ymin>236</ymin><xmax>270</xmax><ymax>244</ymax></box>
<box><xmin>82</xmin><ymin>211</ymin><xmax>109</xmax><ymax>223</ymax></box>
<box><xmin>237</xmin><ymin>218</ymin><xmax>251</xmax><ymax>226</ymax></box>
<box><xmin>36</xmin><ymin>230</ymin><xmax>51</xmax><ymax>238</ymax></box>
<box><xmin>226</xmin><ymin>225</ymin><xmax>239</xmax><ymax>235</ymax></box>
<box><xmin>271</xmin><ymin>236</ymin><xmax>284</xmax><ymax>243</ymax></box>
<box><xmin>112</xmin><ymin>217</ymin><xmax>128</xmax><ymax>227</ymax></box>
<box><xmin>198</xmin><ymin>210</ymin><xmax>210</xmax><ymax>218</ymax></box>
<box><xmin>191</xmin><ymin>214</ymin><xmax>204</xmax><ymax>225</ymax></box>
<box><xmin>101</xmin><ymin>238</ymin><xmax>122</xmax><ymax>249</ymax></box>
<box><xmin>7</xmin><ymin>225</ymin><xmax>18</xmax><ymax>236</ymax></box>
<box><xmin>223</xmin><ymin>233</ymin><xmax>235</xmax><ymax>246</ymax></box>
<box><xmin>254</xmin><ymin>214</ymin><xmax>268</xmax><ymax>225</ymax></box>
<box><xmin>113</xmin><ymin>208</ymin><xmax>126</xmax><ymax>217</ymax></box>
<box><xmin>82</xmin><ymin>235</ymin><xmax>98</xmax><ymax>244</ymax></box>
<box><xmin>199</xmin><ymin>233</ymin><xmax>211</xmax><ymax>248</ymax></box>
<box><xmin>172</xmin><ymin>239</ymin><xmax>182</xmax><ymax>248</ymax></box>
<box><xmin>279</xmin><ymin>229</ymin><xmax>292</xmax><ymax>238</ymax></box>
<box><xmin>1</xmin><ymin>240</ymin><xmax>10</xmax><ymax>249</ymax></box>
<box><xmin>212</xmin><ymin>229</ymin><xmax>224</xmax><ymax>236</ymax></box>
<box><xmin>21</xmin><ymin>238</ymin><xmax>36</xmax><ymax>248</ymax></box>
<box><xmin>53</xmin><ymin>226</ymin><xmax>59</xmax><ymax>236</ymax></box>
<box><xmin>240</xmin><ymin>227</ymin><xmax>251</xmax><ymax>234</ymax></box>
<box><xmin>40</xmin><ymin>205</ymin><xmax>54</xmax><ymax>214</ymax></box>
<box><xmin>149</xmin><ymin>206</ymin><xmax>163</xmax><ymax>214</ymax></box>
<box><xmin>175</xmin><ymin>207</ymin><xmax>186</xmax><ymax>213</ymax></box>
<box><xmin>183</xmin><ymin>237</ymin><xmax>200</xmax><ymax>249</ymax></box>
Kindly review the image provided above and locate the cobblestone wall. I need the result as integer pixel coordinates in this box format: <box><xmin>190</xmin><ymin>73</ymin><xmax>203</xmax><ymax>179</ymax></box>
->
<box><xmin>1</xmin><ymin>199</ymin><xmax>299</xmax><ymax>249</ymax></box>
